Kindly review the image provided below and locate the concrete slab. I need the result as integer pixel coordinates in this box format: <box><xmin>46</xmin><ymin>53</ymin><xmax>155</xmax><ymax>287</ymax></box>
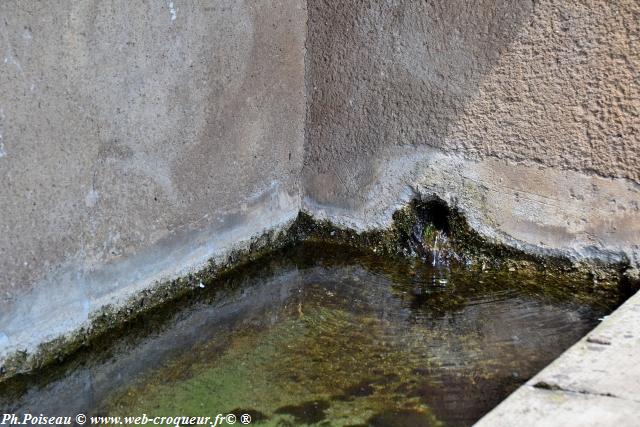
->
<box><xmin>529</xmin><ymin>293</ymin><xmax>640</xmax><ymax>402</ymax></box>
<box><xmin>475</xmin><ymin>290</ymin><xmax>640</xmax><ymax>426</ymax></box>
<box><xmin>476</xmin><ymin>386</ymin><xmax>640</xmax><ymax>427</ymax></box>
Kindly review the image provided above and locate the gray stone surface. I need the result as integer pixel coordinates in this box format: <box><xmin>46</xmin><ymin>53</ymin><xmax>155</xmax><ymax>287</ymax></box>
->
<box><xmin>475</xmin><ymin>290</ymin><xmax>640</xmax><ymax>426</ymax></box>
<box><xmin>303</xmin><ymin>0</ymin><xmax>640</xmax><ymax>266</ymax></box>
<box><xmin>475</xmin><ymin>386</ymin><xmax>640</xmax><ymax>427</ymax></box>
<box><xmin>0</xmin><ymin>1</ymin><xmax>305</xmax><ymax>361</ymax></box>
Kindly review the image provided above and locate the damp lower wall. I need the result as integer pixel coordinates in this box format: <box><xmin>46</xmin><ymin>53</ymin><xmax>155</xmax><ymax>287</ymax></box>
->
<box><xmin>0</xmin><ymin>1</ymin><xmax>306</xmax><ymax>363</ymax></box>
<box><xmin>0</xmin><ymin>0</ymin><xmax>639</xmax><ymax>370</ymax></box>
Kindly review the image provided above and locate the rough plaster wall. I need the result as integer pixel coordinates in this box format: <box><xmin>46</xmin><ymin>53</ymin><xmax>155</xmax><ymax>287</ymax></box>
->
<box><xmin>0</xmin><ymin>1</ymin><xmax>305</xmax><ymax>359</ymax></box>
<box><xmin>446</xmin><ymin>1</ymin><xmax>639</xmax><ymax>181</ymax></box>
<box><xmin>304</xmin><ymin>0</ymin><xmax>640</xmax><ymax>264</ymax></box>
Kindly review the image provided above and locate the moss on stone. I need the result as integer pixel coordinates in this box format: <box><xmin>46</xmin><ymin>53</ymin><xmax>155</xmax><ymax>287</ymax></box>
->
<box><xmin>294</xmin><ymin>199</ymin><xmax>631</xmax><ymax>290</ymax></box>
<box><xmin>0</xmin><ymin>198</ymin><xmax>634</xmax><ymax>384</ymax></box>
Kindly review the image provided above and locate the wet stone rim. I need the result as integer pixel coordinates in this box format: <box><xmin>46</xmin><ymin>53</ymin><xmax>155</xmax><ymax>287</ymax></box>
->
<box><xmin>0</xmin><ymin>196</ymin><xmax>637</xmax><ymax>382</ymax></box>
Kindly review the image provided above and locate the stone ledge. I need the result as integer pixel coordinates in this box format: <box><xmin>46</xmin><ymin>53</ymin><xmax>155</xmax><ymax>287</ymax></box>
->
<box><xmin>476</xmin><ymin>290</ymin><xmax>640</xmax><ymax>426</ymax></box>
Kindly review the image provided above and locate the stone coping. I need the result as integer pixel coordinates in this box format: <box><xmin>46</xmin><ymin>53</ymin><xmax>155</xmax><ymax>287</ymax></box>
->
<box><xmin>475</xmin><ymin>290</ymin><xmax>640</xmax><ymax>426</ymax></box>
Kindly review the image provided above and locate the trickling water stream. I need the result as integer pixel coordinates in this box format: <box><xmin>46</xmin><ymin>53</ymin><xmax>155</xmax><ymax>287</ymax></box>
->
<box><xmin>0</xmin><ymin>243</ymin><xmax>626</xmax><ymax>426</ymax></box>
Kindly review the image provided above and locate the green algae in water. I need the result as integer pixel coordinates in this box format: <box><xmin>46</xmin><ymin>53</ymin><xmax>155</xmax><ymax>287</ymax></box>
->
<box><xmin>1</xmin><ymin>243</ymin><xmax>626</xmax><ymax>426</ymax></box>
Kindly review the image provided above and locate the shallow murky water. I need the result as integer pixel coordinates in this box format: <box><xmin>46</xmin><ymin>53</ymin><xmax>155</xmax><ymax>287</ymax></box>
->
<box><xmin>1</xmin><ymin>243</ymin><xmax>626</xmax><ymax>426</ymax></box>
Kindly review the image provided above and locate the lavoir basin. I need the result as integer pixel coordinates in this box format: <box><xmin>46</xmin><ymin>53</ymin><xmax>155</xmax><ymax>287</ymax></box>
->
<box><xmin>0</xmin><ymin>243</ymin><xmax>628</xmax><ymax>426</ymax></box>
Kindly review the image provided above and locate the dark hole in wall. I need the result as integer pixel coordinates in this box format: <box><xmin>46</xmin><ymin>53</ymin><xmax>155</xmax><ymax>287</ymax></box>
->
<box><xmin>397</xmin><ymin>196</ymin><xmax>455</xmax><ymax>262</ymax></box>
<box><xmin>416</xmin><ymin>196</ymin><xmax>452</xmax><ymax>235</ymax></box>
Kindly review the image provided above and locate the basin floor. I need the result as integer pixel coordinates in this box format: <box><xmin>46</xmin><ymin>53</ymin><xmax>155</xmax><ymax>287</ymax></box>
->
<box><xmin>0</xmin><ymin>243</ymin><xmax>626</xmax><ymax>426</ymax></box>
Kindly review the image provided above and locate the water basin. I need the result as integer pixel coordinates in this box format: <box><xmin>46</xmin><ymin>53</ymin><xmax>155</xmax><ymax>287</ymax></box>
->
<box><xmin>1</xmin><ymin>243</ymin><xmax>626</xmax><ymax>426</ymax></box>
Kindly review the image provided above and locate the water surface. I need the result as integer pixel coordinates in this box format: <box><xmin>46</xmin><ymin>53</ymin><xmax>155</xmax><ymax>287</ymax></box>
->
<box><xmin>1</xmin><ymin>243</ymin><xmax>625</xmax><ymax>426</ymax></box>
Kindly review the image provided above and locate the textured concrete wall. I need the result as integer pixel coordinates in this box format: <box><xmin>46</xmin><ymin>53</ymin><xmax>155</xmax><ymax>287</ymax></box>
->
<box><xmin>304</xmin><ymin>0</ymin><xmax>640</xmax><ymax>265</ymax></box>
<box><xmin>0</xmin><ymin>1</ymin><xmax>305</xmax><ymax>361</ymax></box>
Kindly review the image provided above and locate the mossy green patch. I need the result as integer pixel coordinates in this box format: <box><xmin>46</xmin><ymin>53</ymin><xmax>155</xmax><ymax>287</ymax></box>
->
<box><xmin>101</xmin><ymin>305</ymin><xmax>446</xmax><ymax>426</ymax></box>
<box><xmin>2</xmin><ymin>196</ymin><xmax>634</xmax><ymax>387</ymax></box>
<box><xmin>2</xmin><ymin>242</ymin><xmax>626</xmax><ymax>425</ymax></box>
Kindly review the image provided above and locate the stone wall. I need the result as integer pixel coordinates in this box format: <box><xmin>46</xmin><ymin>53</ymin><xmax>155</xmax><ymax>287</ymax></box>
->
<box><xmin>303</xmin><ymin>0</ymin><xmax>639</xmax><ymax>265</ymax></box>
<box><xmin>0</xmin><ymin>1</ymin><xmax>306</xmax><ymax>362</ymax></box>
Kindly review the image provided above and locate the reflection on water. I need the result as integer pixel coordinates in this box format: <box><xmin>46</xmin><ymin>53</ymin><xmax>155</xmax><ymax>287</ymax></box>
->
<box><xmin>0</xmin><ymin>243</ymin><xmax>625</xmax><ymax>426</ymax></box>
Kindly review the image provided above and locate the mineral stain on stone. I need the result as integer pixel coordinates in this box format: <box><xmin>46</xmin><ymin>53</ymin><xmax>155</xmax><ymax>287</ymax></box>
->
<box><xmin>0</xmin><ymin>243</ymin><xmax>627</xmax><ymax>426</ymax></box>
<box><xmin>367</xmin><ymin>409</ymin><xmax>440</xmax><ymax>427</ymax></box>
<box><xmin>274</xmin><ymin>400</ymin><xmax>330</xmax><ymax>424</ymax></box>
<box><xmin>333</xmin><ymin>380</ymin><xmax>377</xmax><ymax>401</ymax></box>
